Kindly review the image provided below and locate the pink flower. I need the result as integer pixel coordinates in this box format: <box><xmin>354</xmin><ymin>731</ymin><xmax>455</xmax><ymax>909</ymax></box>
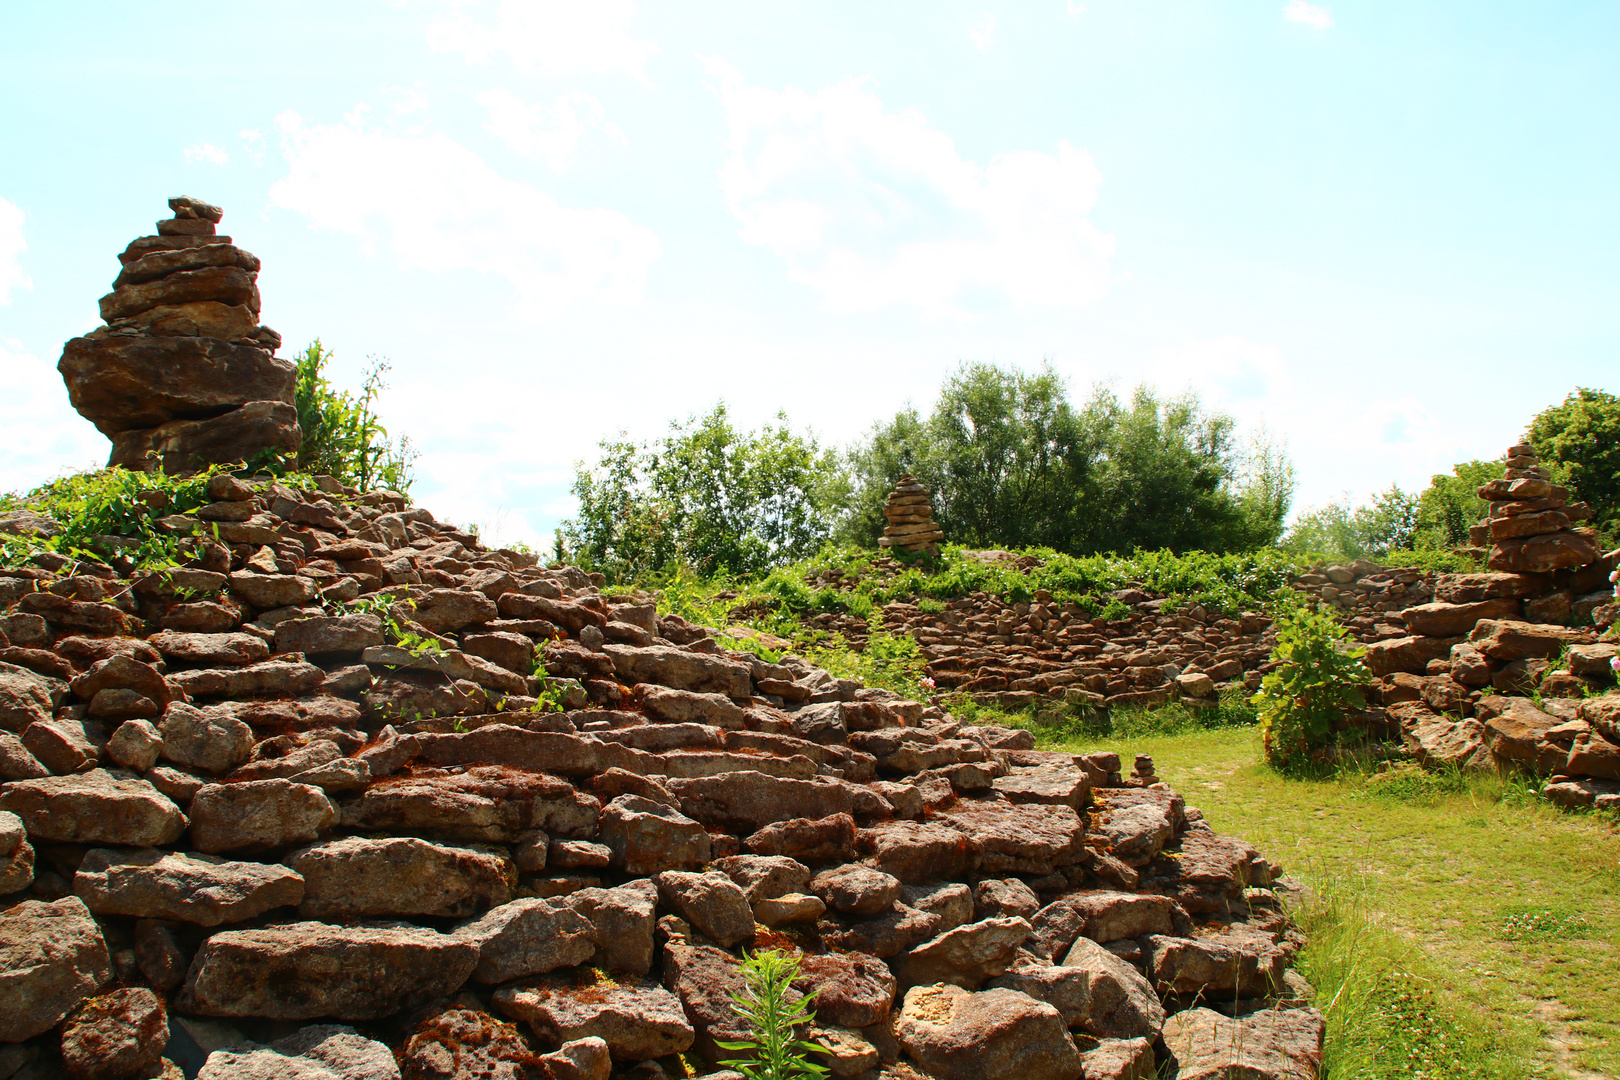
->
<box><xmin>920</xmin><ymin>677</ymin><xmax>936</xmax><ymax>690</ymax></box>
<box><xmin>1612</xmin><ymin>655</ymin><xmax>1620</xmax><ymax>675</ymax></box>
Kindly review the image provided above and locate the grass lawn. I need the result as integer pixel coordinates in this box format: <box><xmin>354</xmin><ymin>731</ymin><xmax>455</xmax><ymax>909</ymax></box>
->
<box><xmin>1045</xmin><ymin>724</ymin><xmax>1620</xmax><ymax>1079</ymax></box>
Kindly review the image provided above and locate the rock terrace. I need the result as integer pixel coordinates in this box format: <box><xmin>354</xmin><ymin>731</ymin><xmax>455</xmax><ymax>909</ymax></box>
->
<box><xmin>1</xmin><ymin>476</ymin><xmax>1323</xmax><ymax>1079</ymax></box>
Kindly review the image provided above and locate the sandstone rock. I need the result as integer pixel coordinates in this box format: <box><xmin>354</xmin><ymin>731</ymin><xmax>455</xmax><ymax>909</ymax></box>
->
<box><xmin>1029</xmin><ymin>891</ymin><xmax>1192</xmax><ymax>959</ymax></box>
<box><xmin>182</xmin><ymin>922</ymin><xmax>478</xmax><ymax>1020</ymax></box>
<box><xmin>0</xmin><ymin>661</ymin><xmax>57</xmax><ymax>732</ymax></box>
<box><xmin>1094</xmin><ymin>800</ymin><xmax>1173</xmax><ymax>866</ymax></box>
<box><xmin>747</xmin><ymin>811</ymin><xmax>858</xmax><ymax>862</ymax></box>
<box><xmin>1077</xmin><ymin>1037</ymin><xmax>1155</xmax><ymax>1080</ymax></box>
<box><xmin>893</xmin><ymin>983</ymin><xmax>1082</xmax><ymax>1080</ymax></box>
<box><xmin>146</xmin><ymin>630</ymin><xmax>268</xmax><ymax>664</ymax></box>
<box><xmin>59</xmin><ymin>988</ymin><xmax>168</xmax><ymax>1080</ymax></box>
<box><xmin>494</xmin><ymin>975</ymin><xmax>695</xmax><ymax>1061</ymax></box>
<box><xmin>1480</xmin><ymin>697</ymin><xmax>1564</xmax><ymax>771</ymax></box>
<box><xmin>453</xmin><ymin>896</ymin><xmax>597</xmax><ymax>984</ymax></box>
<box><xmin>106</xmin><ymin>718</ymin><xmax>164</xmax><ymax>771</ymax></box>
<box><xmin>1143</xmin><ymin>930</ymin><xmax>1289</xmax><ymax>998</ymax></box>
<box><xmin>288</xmin><ymin>836</ymin><xmax>514</xmax><ymax>919</ymax></box>
<box><xmin>412</xmin><ymin>725</ymin><xmax>601</xmax><ymax>776</ymax></box>
<box><xmin>655</xmin><ymin>869</ymin><xmax>756</xmax><ymax>947</ymax></box>
<box><xmin>973</xmin><ymin>877</ymin><xmax>1040</xmax><ymax>920</ymax></box>
<box><xmin>1060</xmin><ymin>935</ymin><xmax>1166</xmax><ymax>1039</ymax></box>
<box><xmin>671</xmin><ymin>771</ymin><xmax>887</xmax><ymax>831</ymax></box>
<box><xmin>170</xmin><ymin>659</ymin><xmax>326</xmax><ymax>699</ymax></box>
<box><xmin>393</xmin><ymin>1008</ymin><xmax>534</xmax><ymax>1080</ymax></box>
<box><xmin>1160</xmin><ymin>1006</ymin><xmax>1325</xmax><ymax>1080</ymax></box>
<box><xmin>795</xmin><ymin>950</ymin><xmax>897</xmax><ymax>1028</ymax></box>
<box><xmin>937</xmin><ymin>799</ymin><xmax>1085</xmax><ymax>876</ymax></box>
<box><xmin>903</xmin><ymin>881</ymin><xmax>976</xmax><ymax>932</ymax></box>
<box><xmin>893</xmin><ymin>916</ymin><xmax>1032</xmax><ymax>989</ymax></box>
<box><xmin>596</xmin><ymin>794</ymin><xmax>712</xmax><ymax>874</ymax></box>
<box><xmin>641</xmin><ymin>685</ymin><xmax>747</xmax><ymax>728</ymax></box>
<box><xmin>1489</xmin><ymin>531</ymin><xmax>1599</xmax><ymax>574</ymax></box>
<box><xmin>1568</xmin><ymin>729</ymin><xmax>1620</xmax><ymax>780</ymax></box>
<box><xmin>567</xmin><ymin>880</ymin><xmax>659</xmax><ymax>974</ymax></box>
<box><xmin>160</xmin><ymin>702</ymin><xmax>255</xmax><ymax>774</ymax></box>
<box><xmin>755</xmin><ymin>893</ymin><xmax>827</xmax><ymax>926</ymax></box>
<box><xmin>1435</xmin><ymin>571</ymin><xmax>1544</xmax><ymax>603</ymax></box>
<box><xmin>198</xmin><ymin>1024</ymin><xmax>400</xmax><ymax>1080</ymax></box>
<box><xmin>604</xmin><ymin>644</ymin><xmax>753</xmax><ymax>699</ymax></box>
<box><xmin>274</xmin><ymin>614</ymin><xmax>384</xmax><ymax>654</ymax></box>
<box><xmin>0</xmin><ymin>730</ymin><xmax>49</xmax><ymax>779</ymax></box>
<box><xmin>189</xmin><ymin>778</ymin><xmax>337</xmax><ymax>853</ymax></box>
<box><xmin>22</xmin><ymin>715</ymin><xmax>104</xmax><ymax>773</ymax></box>
<box><xmin>0</xmin><ymin>769</ymin><xmax>186</xmax><ymax>846</ymax></box>
<box><xmin>536</xmin><ymin>1036</ymin><xmax>611</xmax><ymax>1080</ymax></box>
<box><xmin>659</xmin><ymin>938</ymin><xmax>752</xmax><ymax>1063</ymax></box>
<box><xmin>112</xmin><ymin>401</ymin><xmax>301</xmax><ymax>473</ymax></box>
<box><xmin>1364</xmin><ymin>635</ymin><xmax>1463</xmax><ymax>676</ymax></box>
<box><xmin>0</xmin><ymin>896</ymin><xmax>113</xmax><ymax>1041</ymax></box>
<box><xmin>409</xmin><ymin>588</ymin><xmax>498</xmax><ymax>634</ymax></box>
<box><xmin>859</xmin><ymin>818</ymin><xmax>976</xmax><ymax>883</ymax></box>
<box><xmin>1403</xmin><ymin>715</ymin><xmax>1490</xmax><ymax>770</ymax></box>
<box><xmin>810</xmin><ymin>863</ymin><xmax>902</xmax><ymax>916</ymax></box>
<box><xmin>1402</xmin><ymin>598</ymin><xmax>1521</xmax><ymax>637</ymax></box>
<box><xmin>58</xmin><ymin>335</ymin><xmax>292</xmax><ymax>434</ymax></box>
<box><xmin>74</xmin><ymin>847</ymin><xmax>303</xmax><ymax>925</ymax></box>
<box><xmin>1471</xmin><ymin>619</ymin><xmax>1593</xmax><ymax>661</ymax></box>
<box><xmin>820</xmin><ymin>902</ymin><xmax>942</xmax><ymax>958</ymax></box>
<box><xmin>227</xmin><ymin>572</ymin><xmax>320</xmax><ymax>610</ymax></box>
<box><xmin>712</xmin><ymin>853</ymin><xmax>812</xmax><ymax>902</ymax></box>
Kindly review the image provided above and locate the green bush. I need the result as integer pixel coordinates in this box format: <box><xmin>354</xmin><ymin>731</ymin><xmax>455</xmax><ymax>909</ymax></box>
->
<box><xmin>286</xmin><ymin>340</ymin><xmax>416</xmax><ymax>493</ymax></box>
<box><xmin>1527</xmin><ymin>386</ymin><xmax>1620</xmax><ymax>537</ymax></box>
<box><xmin>0</xmin><ymin>465</ymin><xmax>232</xmax><ymax>571</ymax></box>
<box><xmin>1253</xmin><ymin>600</ymin><xmax>1373</xmax><ymax>768</ymax></box>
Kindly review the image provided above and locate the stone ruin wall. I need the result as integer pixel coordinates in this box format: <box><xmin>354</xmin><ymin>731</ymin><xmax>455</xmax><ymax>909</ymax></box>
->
<box><xmin>0</xmin><ymin>202</ymin><xmax>1332</xmax><ymax>1080</ymax></box>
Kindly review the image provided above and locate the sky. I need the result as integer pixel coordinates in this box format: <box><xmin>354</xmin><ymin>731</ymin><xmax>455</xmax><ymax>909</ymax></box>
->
<box><xmin>1</xmin><ymin>1</ymin><xmax>1615</xmax><ymax>549</ymax></box>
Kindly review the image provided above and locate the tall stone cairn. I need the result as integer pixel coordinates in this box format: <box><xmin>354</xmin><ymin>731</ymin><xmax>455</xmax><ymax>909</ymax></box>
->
<box><xmin>57</xmin><ymin>196</ymin><xmax>300</xmax><ymax>474</ymax></box>
<box><xmin>1474</xmin><ymin>442</ymin><xmax>1600</xmax><ymax>575</ymax></box>
<box><xmin>878</xmin><ymin>473</ymin><xmax>944</xmax><ymax>556</ymax></box>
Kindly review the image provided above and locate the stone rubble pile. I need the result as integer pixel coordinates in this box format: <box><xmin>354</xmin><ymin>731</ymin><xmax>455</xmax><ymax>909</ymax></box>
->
<box><xmin>756</xmin><ymin>553</ymin><xmax>1277</xmax><ymax>717</ymax></box>
<box><xmin>0</xmin><ymin>480</ymin><xmax>1324</xmax><ymax>1079</ymax></box>
<box><xmin>57</xmin><ymin>198</ymin><xmax>300</xmax><ymax>473</ymax></box>
<box><xmin>877</xmin><ymin>477</ymin><xmax>944</xmax><ymax>557</ymax></box>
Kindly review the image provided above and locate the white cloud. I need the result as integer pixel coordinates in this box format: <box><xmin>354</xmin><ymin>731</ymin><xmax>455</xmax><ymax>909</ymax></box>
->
<box><xmin>706</xmin><ymin>60</ymin><xmax>1115</xmax><ymax>317</ymax></box>
<box><xmin>0</xmin><ymin>196</ymin><xmax>31</xmax><ymax>305</ymax></box>
<box><xmin>969</xmin><ymin>11</ymin><xmax>998</xmax><ymax>50</ymax></box>
<box><xmin>476</xmin><ymin>88</ymin><xmax>624</xmax><ymax>173</ymax></box>
<box><xmin>1066</xmin><ymin>1</ymin><xmax>1086</xmax><ymax>18</ymax></box>
<box><xmin>239</xmin><ymin>128</ymin><xmax>266</xmax><ymax>164</ymax></box>
<box><xmin>269</xmin><ymin>107</ymin><xmax>661</xmax><ymax>316</ymax></box>
<box><xmin>183</xmin><ymin>143</ymin><xmax>230</xmax><ymax>165</ymax></box>
<box><xmin>426</xmin><ymin>0</ymin><xmax>657</xmax><ymax>81</ymax></box>
<box><xmin>1283</xmin><ymin>0</ymin><xmax>1334</xmax><ymax>30</ymax></box>
<box><xmin>0</xmin><ymin>339</ymin><xmax>106</xmax><ymax>494</ymax></box>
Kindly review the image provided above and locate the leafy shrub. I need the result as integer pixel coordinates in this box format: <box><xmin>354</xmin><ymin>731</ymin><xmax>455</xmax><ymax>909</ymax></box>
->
<box><xmin>1253</xmin><ymin>600</ymin><xmax>1373</xmax><ymax>767</ymax></box>
<box><xmin>0</xmin><ymin>465</ymin><xmax>231</xmax><ymax>570</ymax></box>
<box><xmin>1528</xmin><ymin>387</ymin><xmax>1620</xmax><ymax>538</ymax></box>
<box><xmin>803</xmin><ymin>627</ymin><xmax>927</xmax><ymax>697</ymax></box>
<box><xmin>286</xmin><ymin>340</ymin><xmax>415</xmax><ymax>493</ymax></box>
<box><xmin>718</xmin><ymin>949</ymin><xmax>828</xmax><ymax>1080</ymax></box>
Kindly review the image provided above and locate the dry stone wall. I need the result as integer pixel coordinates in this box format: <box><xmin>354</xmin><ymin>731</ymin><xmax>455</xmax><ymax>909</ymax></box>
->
<box><xmin>0</xmin><ymin>480</ymin><xmax>1323</xmax><ymax>1079</ymax></box>
<box><xmin>57</xmin><ymin>198</ymin><xmax>299</xmax><ymax>473</ymax></box>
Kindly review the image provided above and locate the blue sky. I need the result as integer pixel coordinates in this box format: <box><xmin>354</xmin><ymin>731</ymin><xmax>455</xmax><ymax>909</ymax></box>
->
<box><xmin>2</xmin><ymin>1</ymin><xmax>1615</xmax><ymax>548</ymax></box>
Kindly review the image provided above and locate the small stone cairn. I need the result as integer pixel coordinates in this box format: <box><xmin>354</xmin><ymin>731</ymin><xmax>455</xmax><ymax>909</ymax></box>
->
<box><xmin>1473</xmin><ymin>441</ymin><xmax>1601</xmax><ymax>578</ymax></box>
<box><xmin>57</xmin><ymin>197</ymin><xmax>300</xmax><ymax>473</ymax></box>
<box><xmin>878</xmin><ymin>474</ymin><xmax>944</xmax><ymax>556</ymax></box>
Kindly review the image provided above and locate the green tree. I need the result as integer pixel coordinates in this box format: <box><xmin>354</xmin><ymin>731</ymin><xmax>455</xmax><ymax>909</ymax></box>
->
<box><xmin>288</xmin><ymin>341</ymin><xmax>416</xmax><ymax>492</ymax></box>
<box><xmin>844</xmin><ymin>363</ymin><xmax>1288</xmax><ymax>555</ymax></box>
<box><xmin>1253</xmin><ymin>599</ymin><xmax>1373</xmax><ymax>768</ymax></box>
<box><xmin>1526</xmin><ymin>387</ymin><xmax>1620</xmax><ymax>534</ymax></box>
<box><xmin>1285</xmin><ymin>485</ymin><xmax>1419</xmax><ymax>560</ymax></box>
<box><xmin>559</xmin><ymin>404</ymin><xmax>847</xmax><ymax>581</ymax></box>
<box><xmin>1414</xmin><ymin>460</ymin><xmax>1498</xmax><ymax>549</ymax></box>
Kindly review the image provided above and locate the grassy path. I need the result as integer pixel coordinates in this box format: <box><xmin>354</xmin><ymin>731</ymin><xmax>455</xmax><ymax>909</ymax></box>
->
<box><xmin>1049</xmin><ymin>726</ymin><xmax>1620</xmax><ymax>1079</ymax></box>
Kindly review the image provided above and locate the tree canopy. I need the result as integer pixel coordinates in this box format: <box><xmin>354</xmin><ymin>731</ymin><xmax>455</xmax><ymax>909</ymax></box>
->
<box><xmin>1527</xmin><ymin>387</ymin><xmax>1620</xmax><ymax>533</ymax></box>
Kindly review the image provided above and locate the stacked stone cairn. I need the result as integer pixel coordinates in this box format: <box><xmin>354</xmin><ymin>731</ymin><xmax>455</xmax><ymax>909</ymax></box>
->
<box><xmin>878</xmin><ymin>476</ymin><xmax>944</xmax><ymax>557</ymax></box>
<box><xmin>57</xmin><ymin>197</ymin><xmax>300</xmax><ymax>473</ymax></box>
<box><xmin>1350</xmin><ymin>445</ymin><xmax>1620</xmax><ymax>807</ymax></box>
<box><xmin>0</xmin><ymin>489</ymin><xmax>1325</xmax><ymax>1077</ymax></box>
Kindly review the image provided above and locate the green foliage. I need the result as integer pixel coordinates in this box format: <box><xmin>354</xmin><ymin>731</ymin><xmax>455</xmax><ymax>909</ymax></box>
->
<box><xmin>1497</xmin><ymin>905</ymin><xmax>1588</xmax><ymax>943</ymax></box>
<box><xmin>845</xmin><ymin>363</ymin><xmax>1294</xmax><ymax>555</ymax></box>
<box><xmin>1253</xmin><ymin>600</ymin><xmax>1373</xmax><ymax>768</ymax></box>
<box><xmin>286</xmin><ymin>340</ymin><xmax>416</xmax><ymax>493</ymax></box>
<box><xmin>717</xmin><ymin>950</ymin><xmax>828</xmax><ymax>1080</ymax></box>
<box><xmin>1284</xmin><ymin>485</ymin><xmax>1419</xmax><ymax>561</ymax></box>
<box><xmin>1527</xmin><ymin>386</ymin><xmax>1620</xmax><ymax>535</ymax></box>
<box><xmin>802</xmin><ymin>627</ymin><xmax>928</xmax><ymax>697</ymax></box>
<box><xmin>0</xmin><ymin>465</ymin><xmax>231</xmax><ymax>571</ymax></box>
<box><xmin>1414</xmin><ymin>459</ymin><xmax>1499</xmax><ymax>549</ymax></box>
<box><xmin>560</xmin><ymin>403</ymin><xmax>849</xmax><ymax>583</ymax></box>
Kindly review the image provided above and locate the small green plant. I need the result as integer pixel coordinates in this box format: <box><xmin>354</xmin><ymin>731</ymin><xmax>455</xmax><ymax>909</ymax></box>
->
<box><xmin>1252</xmin><ymin>597</ymin><xmax>1373</xmax><ymax>768</ymax></box>
<box><xmin>527</xmin><ymin>655</ymin><xmax>568</xmax><ymax>713</ymax></box>
<box><xmin>283</xmin><ymin>340</ymin><xmax>416</xmax><ymax>492</ymax></box>
<box><xmin>717</xmin><ymin>949</ymin><xmax>828</xmax><ymax>1080</ymax></box>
